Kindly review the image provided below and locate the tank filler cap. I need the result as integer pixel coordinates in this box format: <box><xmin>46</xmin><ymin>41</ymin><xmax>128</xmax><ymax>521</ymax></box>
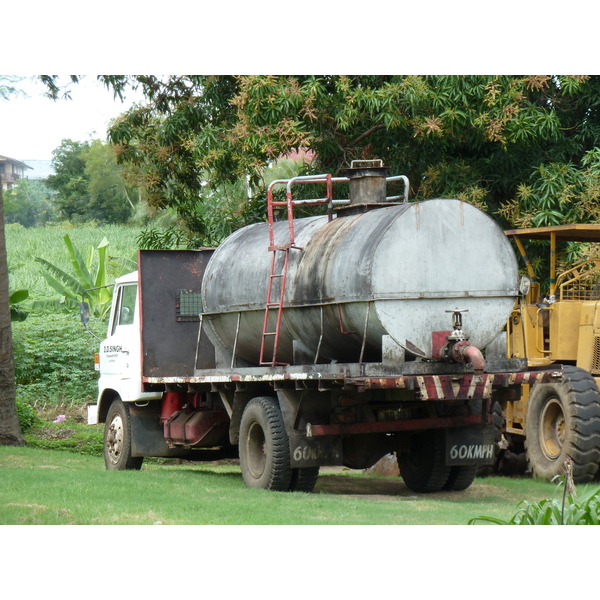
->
<box><xmin>345</xmin><ymin>159</ymin><xmax>389</xmax><ymax>206</ymax></box>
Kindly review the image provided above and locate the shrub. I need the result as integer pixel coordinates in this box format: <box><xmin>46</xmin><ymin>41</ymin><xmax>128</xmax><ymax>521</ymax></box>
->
<box><xmin>12</xmin><ymin>312</ymin><xmax>105</xmax><ymax>406</ymax></box>
<box><xmin>469</xmin><ymin>461</ymin><xmax>600</xmax><ymax>525</ymax></box>
<box><xmin>15</xmin><ymin>398</ymin><xmax>40</xmax><ymax>432</ymax></box>
<box><xmin>469</xmin><ymin>486</ymin><xmax>600</xmax><ymax>525</ymax></box>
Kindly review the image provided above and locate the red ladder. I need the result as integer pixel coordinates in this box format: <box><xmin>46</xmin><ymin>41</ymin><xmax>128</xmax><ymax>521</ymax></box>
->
<box><xmin>259</xmin><ymin>174</ymin><xmax>333</xmax><ymax>366</ymax></box>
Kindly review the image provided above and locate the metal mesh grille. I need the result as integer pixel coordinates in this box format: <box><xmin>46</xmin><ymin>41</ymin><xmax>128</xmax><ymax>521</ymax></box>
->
<box><xmin>557</xmin><ymin>259</ymin><xmax>600</xmax><ymax>301</ymax></box>
<box><xmin>176</xmin><ymin>289</ymin><xmax>202</xmax><ymax>322</ymax></box>
<box><xmin>560</xmin><ymin>280</ymin><xmax>600</xmax><ymax>301</ymax></box>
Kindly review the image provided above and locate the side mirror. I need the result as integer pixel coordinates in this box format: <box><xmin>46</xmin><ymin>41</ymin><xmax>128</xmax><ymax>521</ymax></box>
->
<box><xmin>519</xmin><ymin>276</ymin><xmax>531</xmax><ymax>297</ymax></box>
<box><xmin>80</xmin><ymin>302</ymin><xmax>91</xmax><ymax>324</ymax></box>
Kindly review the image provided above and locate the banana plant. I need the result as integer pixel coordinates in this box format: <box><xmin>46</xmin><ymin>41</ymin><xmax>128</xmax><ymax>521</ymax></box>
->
<box><xmin>34</xmin><ymin>234</ymin><xmax>136</xmax><ymax>319</ymax></box>
<box><xmin>10</xmin><ymin>289</ymin><xmax>29</xmax><ymax>322</ymax></box>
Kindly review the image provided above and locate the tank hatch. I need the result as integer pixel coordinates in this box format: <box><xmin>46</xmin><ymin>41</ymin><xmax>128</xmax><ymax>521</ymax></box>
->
<box><xmin>336</xmin><ymin>160</ymin><xmax>409</xmax><ymax>217</ymax></box>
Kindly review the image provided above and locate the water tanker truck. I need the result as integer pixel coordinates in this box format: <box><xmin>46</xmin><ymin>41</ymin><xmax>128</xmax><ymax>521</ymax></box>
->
<box><xmin>86</xmin><ymin>160</ymin><xmax>561</xmax><ymax>493</ymax></box>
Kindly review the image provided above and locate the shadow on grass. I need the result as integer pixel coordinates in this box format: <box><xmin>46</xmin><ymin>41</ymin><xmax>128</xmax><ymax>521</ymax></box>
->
<box><xmin>141</xmin><ymin>458</ymin><xmax>506</xmax><ymax>500</ymax></box>
<box><xmin>315</xmin><ymin>473</ymin><xmax>413</xmax><ymax>498</ymax></box>
<box><xmin>156</xmin><ymin>464</ymin><xmax>417</xmax><ymax>498</ymax></box>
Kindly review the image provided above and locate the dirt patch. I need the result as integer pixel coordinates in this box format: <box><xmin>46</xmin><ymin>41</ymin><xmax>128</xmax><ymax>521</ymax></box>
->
<box><xmin>35</xmin><ymin>404</ymin><xmax>87</xmax><ymax>424</ymax></box>
<box><xmin>36</xmin><ymin>428</ymin><xmax>76</xmax><ymax>440</ymax></box>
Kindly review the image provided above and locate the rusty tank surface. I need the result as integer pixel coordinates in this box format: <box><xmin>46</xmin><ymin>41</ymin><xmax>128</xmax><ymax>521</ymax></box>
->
<box><xmin>200</xmin><ymin>163</ymin><xmax>519</xmax><ymax>367</ymax></box>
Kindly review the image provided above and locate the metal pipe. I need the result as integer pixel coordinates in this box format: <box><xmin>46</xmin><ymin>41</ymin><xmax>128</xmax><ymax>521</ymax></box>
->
<box><xmin>452</xmin><ymin>341</ymin><xmax>486</xmax><ymax>375</ymax></box>
<box><xmin>386</xmin><ymin>175</ymin><xmax>410</xmax><ymax>202</ymax></box>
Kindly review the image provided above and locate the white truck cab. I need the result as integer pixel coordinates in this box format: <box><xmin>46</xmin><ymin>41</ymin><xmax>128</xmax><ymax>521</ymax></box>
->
<box><xmin>88</xmin><ymin>271</ymin><xmax>161</xmax><ymax>425</ymax></box>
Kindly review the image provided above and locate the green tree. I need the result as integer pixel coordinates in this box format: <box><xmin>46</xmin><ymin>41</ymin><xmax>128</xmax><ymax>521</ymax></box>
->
<box><xmin>85</xmin><ymin>139</ymin><xmax>136</xmax><ymax>223</ymax></box>
<box><xmin>3</xmin><ymin>179</ymin><xmax>57</xmax><ymax>227</ymax></box>
<box><xmin>46</xmin><ymin>138</ymin><xmax>134</xmax><ymax>223</ymax></box>
<box><xmin>0</xmin><ymin>76</ymin><xmax>25</xmax><ymax>100</ymax></box>
<box><xmin>41</xmin><ymin>75</ymin><xmax>600</xmax><ymax>241</ymax></box>
<box><xmin>46</xmin><ymin>138</ymin><xmax>90</xmax><ymax>221</ymax></box>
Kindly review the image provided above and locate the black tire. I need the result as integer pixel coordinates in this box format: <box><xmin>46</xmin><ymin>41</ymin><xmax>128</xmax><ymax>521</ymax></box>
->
<box><xmin>239</xmin><ymin>396</ymin><xmax>292</xmax><ymax>491</ymax></box>
<box><xmin>443</xmin><ymin>465</ymin><xmax>478</xmax><ymax>491</ymax></box>
<box><xmin>289</xmin><ymin>467</ymin><xmax>320</xmax><ymax>493</ymax></box>
<box><xmin>104</xmin><ymin>399</ymin><xmax>143</xmax><ymax>471</ymax></box>
<box><xmin>397</xmin><ymin>429</ymin><xmax>451</xmax><ymax>493</ymax></box>
<box><xmin>525</xmin><ymin>366</ymin><xmax>600</xmax><ymax>483</ymax></box>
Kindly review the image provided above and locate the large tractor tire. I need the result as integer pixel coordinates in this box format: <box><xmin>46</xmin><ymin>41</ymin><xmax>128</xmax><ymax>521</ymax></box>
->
<box><xmin>525</xmin><ymin>366</ymin><xmax>600</xmax><ymax>483</ymax></box>
<box><xmin>239</xmin><ymin>396</ymin><xmax>292</xmax><ymax>491</ymax></box>
<box><xmin>104</xmin><ymin>398</ymin><xmax>144</xmax><ymax>471</ymax></box>
<box><xmin>397</xmin><ymin>429</ymin><xmax>451</xmax><ymax>493</ymax></box>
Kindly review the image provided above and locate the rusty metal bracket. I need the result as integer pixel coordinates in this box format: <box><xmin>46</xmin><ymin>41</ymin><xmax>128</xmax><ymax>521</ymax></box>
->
<box><xmin>337</xmin><ymin>303</ymin><xmax>356</xmax><ymax>335</ymax></box>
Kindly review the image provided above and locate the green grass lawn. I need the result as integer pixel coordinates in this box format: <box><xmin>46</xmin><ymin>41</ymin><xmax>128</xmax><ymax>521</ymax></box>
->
<box><xmin>0</xmin><ymin>445</ymin><xmax>567</xmax><ymax>526</ymax></box>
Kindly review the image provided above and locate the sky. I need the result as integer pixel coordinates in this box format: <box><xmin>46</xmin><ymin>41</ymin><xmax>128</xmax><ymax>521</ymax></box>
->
<box><xmin>1</xmin><ymin>76</ymin><xmax>144</xmax><ymax>162</ymax></box>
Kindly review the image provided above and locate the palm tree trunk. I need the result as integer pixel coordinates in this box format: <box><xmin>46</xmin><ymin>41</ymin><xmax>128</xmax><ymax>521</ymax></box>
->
<box><xmin>0</xmin><ymin>185</ymin><xmax>25</xmax><ymax>445</ymax></box>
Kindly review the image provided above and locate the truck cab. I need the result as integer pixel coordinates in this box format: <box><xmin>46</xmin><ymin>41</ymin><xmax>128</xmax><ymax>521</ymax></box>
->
<box><xmin>97</xmin><ymin>271</ymin><xmax>161</xmax><ymax>408</ymax></box>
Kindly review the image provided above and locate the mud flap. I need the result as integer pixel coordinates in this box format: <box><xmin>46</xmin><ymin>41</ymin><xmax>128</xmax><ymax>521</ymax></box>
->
<box><xmin>129</xmin><ymin>403</ymin><xmax>189</xmax><ymax>458</ymax></box>
<box><xmin>289</xmin><ymin>433</ymin><xmax>343</xmax><ymax>468</ymax></box>
<box><xmin>445</xmin><ymin>427</ymin><xmax>496</xmax><ymax>466</ymax></box>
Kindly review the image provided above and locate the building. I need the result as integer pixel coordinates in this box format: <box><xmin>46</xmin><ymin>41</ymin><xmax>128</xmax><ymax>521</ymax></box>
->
<box><xmin>0</xmin><ymin>155</ymin><xmax>32</xmax><ymax>191</ymax></box>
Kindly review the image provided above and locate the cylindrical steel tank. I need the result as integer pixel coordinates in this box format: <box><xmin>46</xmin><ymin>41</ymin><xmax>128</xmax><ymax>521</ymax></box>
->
<box><xmin>201</xmin><ymin>198</ymin><xmax>519</xmax><ymax>366</ymax></box>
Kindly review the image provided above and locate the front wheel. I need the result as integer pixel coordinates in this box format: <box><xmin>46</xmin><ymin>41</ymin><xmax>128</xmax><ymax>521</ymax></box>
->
<box><xmin>525</xmin><ymin>366</ymin><xmax>600</xmax><ymax>483</ymax></box>
<box><xmin>239</xmin><ymin>397</ymin><xmax>292</xmax><ymax>491</ymax></box>
<box><xmin>104</xmin><ymin>399</ymin><xmax>143</xmax><ymax>471</ymax></box>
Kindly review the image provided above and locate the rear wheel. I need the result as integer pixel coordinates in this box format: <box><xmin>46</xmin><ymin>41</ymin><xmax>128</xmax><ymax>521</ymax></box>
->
<box><xmin>289</xmin><ymin>467</ymin><xmax>320</xmax><ymax>493</ymax></box>
<box><xmin>239</xmin><ymin>396</ymin><xmax>292</xmax><ymax>491</ymax></box>
<box><xmin>525</xmin><ymin>366</ymin><xmax>600</xmax><ymax>483</ymax></box>
<box><xmin>104</xmin><ymin>398</ymin><xmax>143</xmax><ymax>471</ymax></box>
<box><xmin>443</xmin><ymin>465</ymin><xmax>478</xmax><ymax>491</ymax></box>
<box><xmin>397</xmin><ymin>429</ymin><xmax>450</xmax><ymax>493</ymax></box>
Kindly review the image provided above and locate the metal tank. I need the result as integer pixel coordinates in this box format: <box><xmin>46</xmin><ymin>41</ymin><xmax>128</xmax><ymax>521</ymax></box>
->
<box><xmin>201</xmin><ymin>171</ymin><xmax>519</xmax><ymax>367</ymax></box>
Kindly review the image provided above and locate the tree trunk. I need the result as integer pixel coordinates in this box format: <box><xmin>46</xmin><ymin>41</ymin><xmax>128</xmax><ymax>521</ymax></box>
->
<box><xmin>0</xmin><ymin>185</ymin><xmax>25</xmax><ymax>445</ymax></box>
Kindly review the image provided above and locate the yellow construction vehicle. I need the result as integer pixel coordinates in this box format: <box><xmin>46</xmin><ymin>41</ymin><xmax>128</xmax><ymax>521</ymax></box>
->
<box><xmin>503</xmin><ymin>224</ymin><xmax>600</xmax><ymax>482</ymax></box>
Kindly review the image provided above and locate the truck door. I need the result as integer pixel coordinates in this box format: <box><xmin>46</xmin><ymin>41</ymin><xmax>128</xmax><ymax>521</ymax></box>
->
<box><xmin>99</xmin><ymin>282</ymin><xmax>140</xmax><ymax>394</ymax></box>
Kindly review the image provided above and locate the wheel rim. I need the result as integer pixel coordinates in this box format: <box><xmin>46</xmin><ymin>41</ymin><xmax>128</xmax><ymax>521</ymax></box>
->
<box><xmin>106</xmin><ymin>414</ymin><xmax>124</xmax><ymax>465</ymax></box>
<box><xmin>245</xmin><ymin>421</ymin><xmax>267</xmax><ymax>479</ymax></box>
<box><xmin>539</xmin><ymin>397</ymin><xmax>565</xmax><ymax>460</ymax></box>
